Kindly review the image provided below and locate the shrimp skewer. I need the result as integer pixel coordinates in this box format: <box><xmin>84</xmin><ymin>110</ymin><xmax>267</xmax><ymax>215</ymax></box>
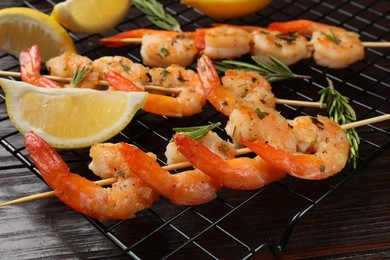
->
<box><xmin>14</xmin><ymin>46</ymin><xmax>323</xmax><ymax>119</ymax></box>
<box><xmin>25</xmin><ymin>132</ymin><xmax>159</xmax><ymax>221</ymax></box>
<box><xmin>101</xmin><ymin>25</ymin><xmax>309</xmax><ymax>67</ymax></box>
<box><xmin>25</xmin><ymin>131</ymin><xmax>220</xmax><ymax>207</ymax></box>
<box><xmin>101</xmin><ymin>22</ymin><xmax>384</xmax><ymax>68</ymax></box>
<box><xmin>176</xmin><ymin>111</ymin><xmax>350</xmax><ymax>181</ymax></box>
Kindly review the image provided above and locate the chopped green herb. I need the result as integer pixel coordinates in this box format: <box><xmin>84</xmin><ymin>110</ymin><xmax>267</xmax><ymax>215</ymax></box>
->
<box><xmin>177</xmin><ymin>71</ymin><xmax>187</xmax><ymax>82</ymax></box>
<box><xmin>275</xmin><ymin>32</ymin><xmax>298</xmax><ymax>45</ymax></box>
<box><xmin>119</xmin><ymin>59</ymin><xmax>130</xmax><ymax>72</ymax></box>
<box><xmin>320</xmin><ymin>30</ymin><xmax>341</xmax><ymax>45</ymax></box>
<box><xmin>71</xmin><ymin>65</ymin><xmax>92</xmax><ymax>88</ymax></box>
<box><xmin>255</xmin><ymin>108</ymin><xmax>269</xmax><ymax>119</ymax></box>
<box><xmin>161</xmin><ymin>69</ymin><xmax>170</xmax><ymax>77</ymax></box>
<box><xmin>160</xmin><ymin>47</ymin><xmax>170</xmax><ymax>57</ymax></box>
<box><xmin>173</xmin><ymin>122</ymin><xmax>221</xmax><ymax>141</ymax></box>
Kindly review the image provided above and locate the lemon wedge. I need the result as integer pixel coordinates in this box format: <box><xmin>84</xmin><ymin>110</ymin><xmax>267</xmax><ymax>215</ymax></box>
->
<box><xmin>51</xmin><ymin>0</ymin><xmax>132</xmax><ymax>34</ymax></box>
<box><xmin>182</xmin><ymin>0</ymin><xmax>272</xmax><ymax>19</ymax></box>
<box><xmin>0</xmin><ymin>79</ymin><xmax>148</xmax><ymax>149</ymax></box>
<box><xmin>0</xmin><ymin>7</ymin><xmax>76</xmax><ymax>62</ymax></box>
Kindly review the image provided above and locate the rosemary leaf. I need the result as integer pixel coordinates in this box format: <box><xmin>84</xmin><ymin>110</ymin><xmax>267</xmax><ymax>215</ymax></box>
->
<box><xmin>173</xmin><ymin>122</ymin><xmax>221</xmax><ymax>141</ymax></box>
<box><xmin>133</xmin><ymin>0</ymin><xmax>181</xmax><ymax>32</ymax></box>
<box><xmin>319</xmin><ymin>78</ymin><xmax>360</xmax><ymax>168</ymax></box>
<box><xmin>213</xmin><ymin>56</ymin><xmax>311</xmax><ymax>83</ymax></box>
<box><xmin>320</xmin><ymin>30</ymin><xmax>341</xmax><ymax>45</ymax></box>
<box><xmin>71</xmin><ymin>65</ymin><xmax>92</xmax><ymax>88</ymax></box>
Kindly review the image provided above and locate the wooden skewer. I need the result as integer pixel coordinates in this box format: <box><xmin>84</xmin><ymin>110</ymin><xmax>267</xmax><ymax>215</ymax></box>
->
<box><xmin>101</xmin><ymin>38</ymin><xmax>390</xmax><ymax>48</ymax></box>
<box><xmin>0</xmin><ymin>70</ymin><xmax>180</xmax><ymax>95</ymax></box>
<box><xmin>0</xmin><ymin>114</ymin><xmax>388</xmax><ymax>207</ymax></box>
<box><xmin>0</xmin><ymin>70</ymin><xmax>325</xmax><ymax>108</ymax></box>
<box><xmin>362</xmin><ymin>42</ymin><xmax>390</xmax><ymax>48</ymax></box>
<box><xmin>275</xmin><ymin>99</ymin><xmax>325</xmax><ymax>108</ymax></box>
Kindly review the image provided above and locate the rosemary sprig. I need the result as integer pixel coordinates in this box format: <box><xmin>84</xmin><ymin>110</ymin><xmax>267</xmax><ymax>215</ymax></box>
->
<box><xmin>213</xmin><ymin>55</ymin><xmax>311</xmax><ymax>83</ymax></box>
<box><xmin>71</xmin><ymin>65</ymin><xmax>92</xmax><ymax>88</ymax></box>
<box><xmin>319</xmin><ymin>78</ymin><xmax>360</xmax><ymax>168</ymax></box>
<box><xmin>320</xmin><ymin>30</ymin><xmax>341</xmax><ymax>45</ymax></box>
<box><xmin>172</xmin><ymin>122</ymin><xmax>221</xmax><ymax>141</ymax></box>
<box><xmin>133</xmin><ymin>0</ymin><xmax>182</xmax><ymax>32</ymax></box>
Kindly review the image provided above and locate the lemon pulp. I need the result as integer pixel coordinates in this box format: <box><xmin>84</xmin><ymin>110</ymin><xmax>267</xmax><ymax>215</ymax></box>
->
<box><xmin>0</xmin><ymin>79</ymin><xmax>148</xmax><ymax>149</ymax></box>
<box><xmin>0</xmin><ymin>7</ymin><xmax>75</xmax><ymax>61</ymax></box>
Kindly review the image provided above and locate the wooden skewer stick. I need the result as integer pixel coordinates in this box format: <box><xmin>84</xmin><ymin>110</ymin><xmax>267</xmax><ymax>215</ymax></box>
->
<box><xmin>0</xmin><ymin>70</ymin><xmax>325</xmax><ymax>108</ymax></box>
<box><xmin>0</xmin><ymin>114</ymin><xmax>388</xmax><ymax>207</ymax></box>
<box><xmin>101</xmin><ymin>38</ymin><xmax>390</xmax><ymax>48</ymax></box>
<box><xmin>361</xmin><ymin>42</ymin><xmax>390</xmax><ymax>48</ymax></box>
<box><xmin>0</xmin><ymin>70</ymin><xmax>180</xmax><ymax>95</ymax></box>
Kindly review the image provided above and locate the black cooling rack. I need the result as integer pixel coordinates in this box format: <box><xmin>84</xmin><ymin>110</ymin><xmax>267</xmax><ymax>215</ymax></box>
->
<box><xmin>0</xmin><ymin>0</ymin><xmax>389</xmax><ymax>259</ymax></box>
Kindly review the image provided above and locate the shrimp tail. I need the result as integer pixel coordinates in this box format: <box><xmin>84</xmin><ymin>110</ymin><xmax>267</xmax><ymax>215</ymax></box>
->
<box><xmin>25</xmin><ymin>132</ymin><xmax>71</xmax><ymax>187</ymax></box>
<box><xmin>104</xmin><ymin>70</ymin><xmax>143</xmax><ymax>92</ymax></box>
<box><xmin>268</xmin><ymin>19</ymin><xmax>344</xmax><ymax>35</ymax></box>
<box><xmin>19</xmin><ymin>45</ymin><xmax>61</xmax><ymax>88</ymax></box>
<box><xmin>173</xmin><ymin>133</ymin><xmax>226</xmax><ymax>184</ymax></box>
<box><xmin>25</xmin><ymin>132</ymin><xmax>115</xmax><ymax>220</ymax></box>
<box><xmin>117</xmin><ymin>142</ymin><xmax>174</xmax><ymax>198</ymax></box>
<box><xmin>197</xmin><ymin>55</ymin><xmax>236</xmax><ymax>116</ymax></box>
<box><xmin>174</xmin><ymin>133</ymin><xmax>285</xmax><ymax>189</ymax></box>
<box><xmin>100</xmin><ymin>29</ymin><xmax>187</xmax><ymax>47</ymax></box>
<box><xmin>241</xmin><ymin>138</ymin><xmax>329</xmax><ymax>180</ymax></box>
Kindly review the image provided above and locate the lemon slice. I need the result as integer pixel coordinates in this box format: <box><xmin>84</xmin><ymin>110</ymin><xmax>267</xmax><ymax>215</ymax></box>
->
<box><xmin>182</xmin><ymin>0</ymin><xmax>272</xmax><ymax>19</ymax></box>
<box><xmin>0</xmin><ymin>7</ymin><xmax>75</xmax><ymax>62</ymax></box>
<box><xmin>51</xmin><ymin>0</ymin><xmax>132</xmax><ymax>34</ymax></box>
<box><xmin>0</xmin><ymin>79</ymin><xmax>147</xmax><ymax>149</ymax></box>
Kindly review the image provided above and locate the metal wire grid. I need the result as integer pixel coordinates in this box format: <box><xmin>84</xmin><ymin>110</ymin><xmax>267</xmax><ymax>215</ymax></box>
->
<box><xmin>0</xmin><ymin>0</ymin><xmax>389</xmax><ymax>258</ymax></box>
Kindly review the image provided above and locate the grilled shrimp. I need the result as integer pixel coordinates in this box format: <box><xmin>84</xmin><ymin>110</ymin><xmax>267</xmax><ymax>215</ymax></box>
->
<box><xmin>225</xmin><ymin>106</ymin><xmax>297</xmax><ymax>152</ymax></box>
<box><xmin>269</xmin><ymin>20</ymin><xmax>364</xmax><ymax>68</ymax></box>
<box><xmin>46</xmin><ymin>52</ymin><xmax>100</xmax><ymax>88</ymax></box>
<box><xmin>197</xmin><ymin>55</ymin><xmax>275</xmax><ymax>116</ymax></box>
<box><xmin>173</xmin><ymin>133</ymin><xmax>286</xmax><ymax>190</ymax></box>
<box><xmin>92</xmin><ymin>56</ymin><xmax>150</xmax><ymax>87</ymax></box>
<box><xmin>249</xmin><ymin>28</ymin><xmax>312</xmax><ymax>65</ymax></box>
<box><xmin>105</xmin><ymin>65</ymin><xmax>206</xmax><ymax>117</ymax></box>
<box><xmin>141</xmin><ymin>33</ymin><xmax>198</xmax><ymax>68</ymax></box>
<box><xmin>100</xmin><ymin>28</ymin><xmax>198</xmax><ymax>67</ymax></box>
<box><xmin>19</xmin><ymin>45</ymin><xmax>61</xmax><ymax>88</ymax></box>
<box><xmin>165</xmin><ymin>131</ymin><xmax>236</xmax><ymax>165</ymax></box>
<box><xmin>118</xmin><ymin>142</ymin><xmax>221</xmax><ymax>205</ymax></box>
<box><xmin>196</xmin><ymin>25</ymin><xmax>251</xmax><ymax>60</ymax></box>
<box><xmin>242</xmin><ymin>115</ymin><xmax>350</xmax><ymax>180</ymax></box>
<box><xmin>25</xmin><ymin>132</ymin><xmax>158</xmax><ymax>221</ymax></box>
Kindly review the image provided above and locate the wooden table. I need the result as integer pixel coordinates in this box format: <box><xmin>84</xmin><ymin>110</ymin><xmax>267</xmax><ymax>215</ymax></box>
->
<box><xmin>1</xmin><ymin>0</ymin><xmax>389</xmax><ymax>259</ymax></box>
